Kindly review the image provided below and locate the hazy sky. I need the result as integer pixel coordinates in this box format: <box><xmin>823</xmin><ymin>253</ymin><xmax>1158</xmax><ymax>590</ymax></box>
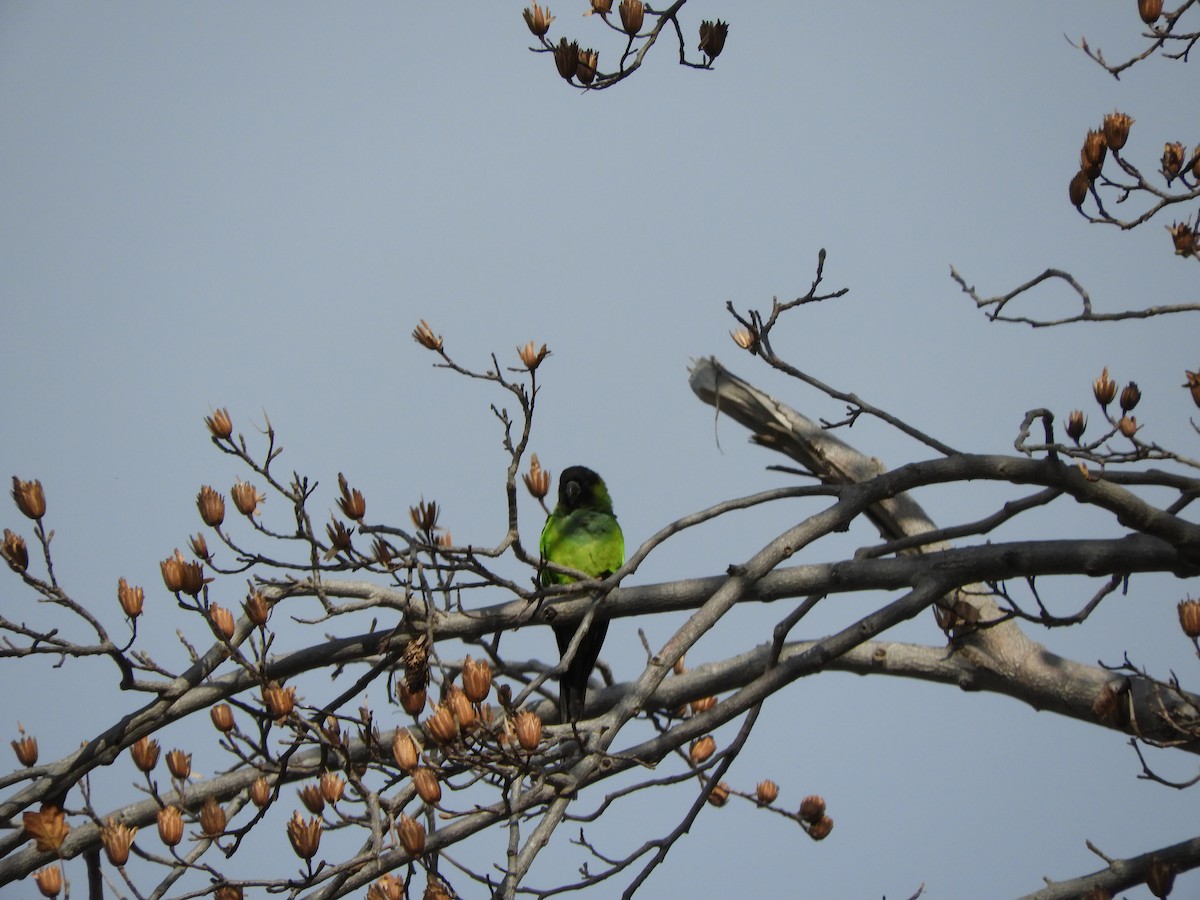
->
<box><xmin>3</xmin><ymin>3</ymin><xmax>1198</xmax><ymax>897</ymax></box>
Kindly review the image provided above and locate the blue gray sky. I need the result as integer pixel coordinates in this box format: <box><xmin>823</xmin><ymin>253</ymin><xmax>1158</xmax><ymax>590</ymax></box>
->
<box><xmin>3</xmin><ymin>3</ymin><xmax>1198</xmax><ymax>897</ymax></box>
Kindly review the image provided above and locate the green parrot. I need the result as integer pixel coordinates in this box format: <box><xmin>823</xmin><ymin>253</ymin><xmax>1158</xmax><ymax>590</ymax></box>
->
<box><xmin>539</xmin><ymin>465</ymin><xmax>624</xmax><ymax>721</ymax></box>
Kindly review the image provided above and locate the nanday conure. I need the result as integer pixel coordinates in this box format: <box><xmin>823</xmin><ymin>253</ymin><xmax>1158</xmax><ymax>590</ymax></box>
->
<box><xmin>539</xmin><ymin>466</ymin><xmax>624</xmax><ymax>721</ymax></box>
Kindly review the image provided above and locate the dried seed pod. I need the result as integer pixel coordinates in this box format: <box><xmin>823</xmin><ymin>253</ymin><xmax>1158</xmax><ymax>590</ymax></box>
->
<box><xmin>392</xmin><ymin>729</ymin><xmax>421</xmax><ymax>773</ymax></box>
<box><xmin>396</xmin><ymin>814</ymin><xmax>426</xmax><ymax>857</ymax></box>
<box><xmin>166</xmin><ymin>749</ymin><xmax>192</xmax><ymax>780</ymax></box>
<box><xmin>689</xmin><ymin>736</ymin><xmax>716</xmax><ymax>765</ymax></box>
<box><xmin>157</xmin><ymin>806</ymin><xmax>184</xmax><ymax>847</ymax></box>
<box><xmin>210</xmin><ymin>704</ymin><xmax>234</xmax><ymax>733</ymax></box>
<box><xmin>205</xmin><ymin>408</ymin><xmax>233</xmax><ymax>440</ymax></box>
<box><xmin>199</xmin><ymin>797</ymin><xmax>227</xmax><ymax>837</ymax></box>
<box><xmin>413</xmin><ymin>767</ymin><xmax>442</xmax><ymax>805</ymax></box>
<box><xmin>100</xmin><ymin>817</ymin><xmax>137</xmax><ymax>866</ymax></box>
<box><xmin>706</xmin><ymin>781</ymin><xmax>730</xmax><ymax>807</ymax></box>
<box><xmin>461</xmin><ymin>656</ymin><xmax>493</xmax><ymax>703</ymax></box>
<box><xmin>424</xmin><ymin>704</ymin><xmax>458</xmax><ymax>745</ymax></box>
<box><xmin>514</xmin><ymin>709</ymin><xmax>543</xmax><ymax>752</ymax></box>
<box><xmin>755</xmin><ymin>780</ymin><xmax>780</xmax><ymax>805</ymax></box>
<box><xmin>32</xmin><ymin>865</ymin><xmax>63</xmax><ymax>898</ymax></box>
<box><xmin>286</xmin><ymin>811</ymin><xmax>322</xmax><ymax>860</ymax></box>
<box><xmin>131</xmin><ymin>736</ymin><xmax>160</xmax><ymax>772</ymax></box>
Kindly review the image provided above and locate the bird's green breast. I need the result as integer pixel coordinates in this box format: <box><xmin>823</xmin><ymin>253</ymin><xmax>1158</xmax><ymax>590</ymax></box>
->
<box><xmin>540</xmin><ymin>508</ymin><xmax>624</xmax><ymax>584</ymax></box>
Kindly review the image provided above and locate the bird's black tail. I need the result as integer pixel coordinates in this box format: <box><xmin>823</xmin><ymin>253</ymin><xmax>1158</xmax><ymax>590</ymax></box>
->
<box><xmin>554</xmin><ymin>619</ymin><xmax>609</xmax><ymax>722</ymax></box>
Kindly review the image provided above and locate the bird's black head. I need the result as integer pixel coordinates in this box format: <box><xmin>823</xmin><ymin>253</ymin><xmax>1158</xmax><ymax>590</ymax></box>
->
<box><xmin>557</xmin><ymin>465</ymin><xmax>614</xmax><ymax>514</ymax></box>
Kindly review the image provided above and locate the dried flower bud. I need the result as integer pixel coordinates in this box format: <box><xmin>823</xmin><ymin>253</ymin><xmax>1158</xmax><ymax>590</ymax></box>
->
<box><xmin>116</xmin><ymin>577</ymin><xmax>145</xmax><ymax>619</ymax></box>
<box><xmin>371</xmin><ymin>537</ymin><xmax>395</xmax><ymax>570</ymax></box>
<box><xmin>368</xmin><ymin>874</ymin><xmax>406</xmax><ymax>900</ymax></box>
<box><xmin>250</xmin><ymin>776</ymin><xmax>272</xmax><ymax>808</ymax></box>
<box><xmin>24</xmin><ymin>805</ymin><xmax>70</xmax><ymax>853</ymax></box>
<box><xmin>2</xmin><ymin>529</ymin><xmax>28</xmax><ymax>572</ymax></box>
<box><xmin>299</xmin><ymin>783</ymin><xmax>325</xmax><ymax>815</ymax></box>
<box><xmin>209</xmin><ymin>603</ymin><xmax>235</xmax><ymax>641</ymax></box>
<box><xmin>462</xmin><ymin>656</ymin><xmax>493</xmax><ymax>703</ymax></box>
<box><xmin>1178</xmin><ymin>598</ymin><xmax>1200</xmax><ymax>638</ymax></box>
<box><xmin>799</xmin><ymin>794</ymin><xmax>826</xmax><ymax>823</ymax></box>
<box><xmin>413</xmin><ymin>767</ymin><xmax>442</xmax><ymax>805</ymax></box>
<box><xmin>517</xmin><ymin>341</ymin><xmax>551</xmax><ymax>370</ymax></box>
<box><xmin>166</xmin><ymin>748</ymin><xmax>192</xmax><ymax>780</ymax></box>
<box><xmin>691</xmin><ymin>696</ymin><xmax>716</xmax><ymax>715</ymax></box>
<box><xmin>808</xmin><ymin>814</ymin><xmax>834</xmax><ymax>840</ymax></box>
<box><xmin>730</xmin><ymin>328</ymin><xmax>756</xmax><ymax>350</ymax></box>
<box><xmin>1092</xmin><ymin>367</ymin><xmax>1117</xmax><ymax>407</ymax></box>
<box><xmin>1119</xmin><ymin>381</ymin><xmax>1141</xmax><ymax>412</ymax></box>
<box><xmin>1103</xmin><ymin>111</ymin><xmax>1133</xmax><ymax>151</ymax></box>
<box><xmin>1081</xmin><ymin>129</ymin><xmax>1107</xmax><ymax>178</ymax></box>
<box><xmin>514</xmin><ymin>709</ymin><xmax>543</xmax><ymax>752</ymax></box>
<box><xmin>425</xmin><ymin>879</ymin><xmax>452</xmax><ymax>900</ymax></box>
<box><xmin>446</xmin><ymin>688</ymin><xmax>476</xmax><ymax>731</ymax></box>
<box><xmin>396</xmin><ymin>814</ymin><xmax>426</xmax><ymax>857</ymax></box>
<box><xmin>412</xmin><ymin>319</ymin><xmax>443</xmax><ymax>351</ymax></box>
<box><xmin>689</xmin><ymin>735</ymin><xmax>717</xmax><ymax>765</ymax></box>
<box><xmin>1183</xmin><ymin>370</ymin><xmax>1200</xmax><ymax>409</ymax></box>
<box><xmin>409</xmin><ymin>498</ymin><xmax>440</xmax><ymax>534</ymax></box>
<box><xmin>587</xmin><ymin>0</ymin><xmax>613</xmax><ymax>12</ymax></box>
<box><xmin>1065</xmin><ymin>410</ymin><xmax>1087</xmax><ymax>444</ymax></box>
<box><xmin>100</xmin><ymin>816</ymin><xmax>137</xmax><ymax>866</ymax></box>
<box><xmin>12</xmin><ymin>728</ymin><xmax>38</xmax><ymax>767</ymax></box>
<box><xmin>32</xmin><ymin>865</ymin><xmax>63</xmax><ymax>898</ymax></box>
<box><xmin>553</xmin><ymin>37</ymin><xmax>579</xmax><ymax>81</ymax></box>
<box><xmin>706</xmin><ymin>781</ymin><xmax>730</xmax><ymax>807</ymax></box>
<box><xmin>199</xmin><ymin>797</ymin><xmax>226</xmax><ymax>837</ymax></box>
<box><xmin>1162</xmin><ymin>141</ymin><xmax>1185</xmax><ymax>181</ymax></box>
<box><xmin>263</xmin><ymin>683</ymin><xmax>296</xmax><ymax>721</ymax></box>
<box><xmin>337</xmin><ymin>473</ymin><xmax>366</xmax><ymax>521</ymax></box>
<box><xmin>197</xmin><ymin>485</ymin><xmax>226</xmax><ymax>527</ymax></box>
<box><xmin>244</xmin><ymin>591</ymin><xmax>271</xmax><ymax>628</ymax></box>
<box><xmin>618</xmin><ymin>0</ymin><xmax>643</xmax><ymax>35</ymax></box>
<box><xmin>324</xmin><ymin>518</ymin><xmax>353</xmax><ymax>559</ymax></box>
<box><xmin>286</xmin><ymin>810</ymin><xmax>322</xmax><ymax>860</ymax></box>
<box><xmin>576</xmin><ymin>49</ymin><xmax>598</xmax><ymax>85</ymax></box>
<box><xmin>698</xmin><ymin>19</ymin><xmax>729</xmax><ymax>60</ymax></box>
<box><xmin>131</xmin><ymin>736</ymin><xmax>160</xmax><ymax>772</ymax></box>
<box><xmin>211</xmin><ymin>703</ymin><xmax>235</xmax><ymax>733</ymax></box>
<box><xmin>522</xmin><ymin>2</ymin><xmax>554</xmax><ymax>36</ymax></box>
<box><xmin>1117</xmin><ymin>415</ymin><xmax>1138</xmax><ymax>438</ymax></box>
<box><xmin>1146</xmin><ymin>856</ymin><xmax>1175</xmax><ymax>898</ymax></box>
<box><xmin>157</xmin><ymin>805</ymin><xmax>184</xmax><ymax>846</ymax></box>
<box><xmin>1168</xmin><ymin>221</ymin><xmax>1199</xmax><ymax>258</ymax></box>
<box><xmin>205</xmin><ymin>408</ymin><xmax>233</xmax><ymax>440</ymax></box>
<box><xmin>755</xmin><ymin>780</ymin><xmax>779</xmax><ymax>805</ymax></box>
<box><xmin>319</xmin><ymin>771</ymin><xmax>345</xmax><ymax>805</ymax></box>
<box><xmin>230</xmin><ymin>479</ymin><xmax>264</xmax><ymax>517</ymax></box>
<box><xmin>214</xmin><ymin>887</ymin><xmax>243</xmax><ymax>900</ymax></box>
<box><xmin>392</xmin><ymin>729</ymin><xmax>421</xmax><ymax>772</ymax></box>
<box><xmin>424</xmin><ymin>704</ymin><xmax>458</xmax><ymax>744</ymax></box>
<box><xmin>1069</xmin><ymin>169</ymin><xmax>1090</xmax><ymax>208</ymax></box>
<box><xmin>189</xmin><ymin>532</ymin><xmax>210</xmax><ymax>560</ymax></box>
<box><xmin>400</xmin><ymin>683</ymin><xmax>428</xmax><ymax>716</ymax></box>
<box><xmin>523</xmin><ymin>454</ymin><xmax>551</xmax><ymax>500</ymax></box>
<box><xmin>11</xmin><ymin>477</ymin><xmax>46</xmax><ymax>520</ymax></box>
<box><xmin>1139</xmin><ymin>0</ymin><xmax>1163</xmax><ymax>24</ymax></box>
